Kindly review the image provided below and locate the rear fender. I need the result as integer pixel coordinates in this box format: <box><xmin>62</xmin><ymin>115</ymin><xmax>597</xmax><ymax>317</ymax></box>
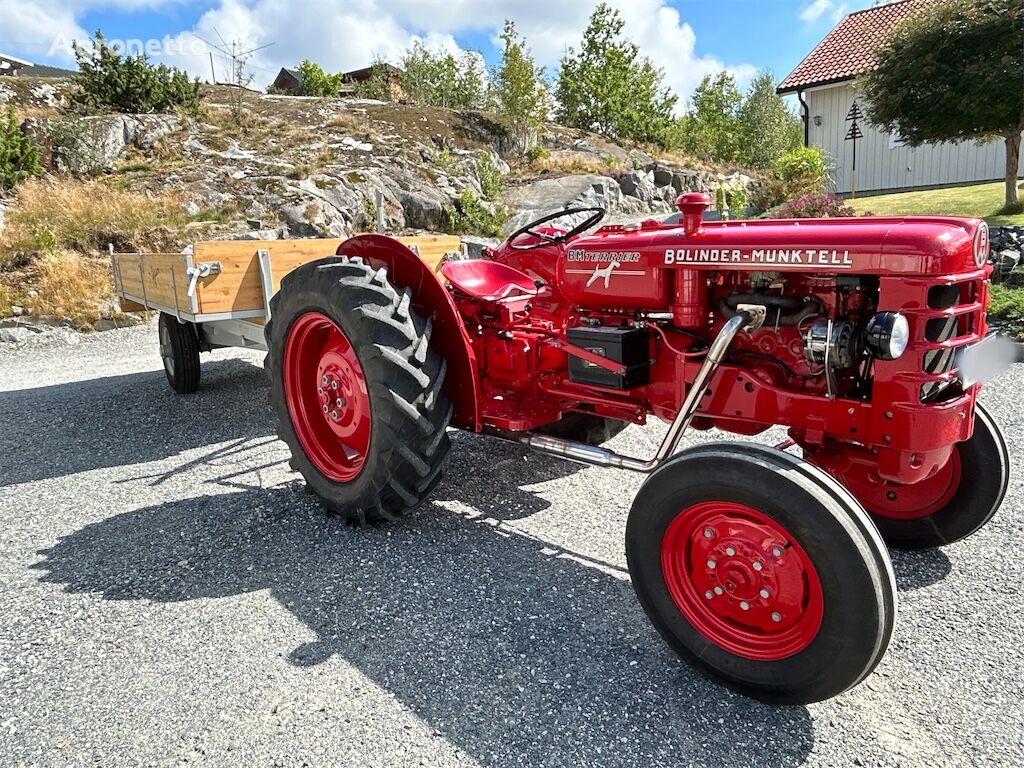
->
<box><xmin>337</xmin><ymin>234</ymin><xmax>481</xmax><ymax>430</ymax></box>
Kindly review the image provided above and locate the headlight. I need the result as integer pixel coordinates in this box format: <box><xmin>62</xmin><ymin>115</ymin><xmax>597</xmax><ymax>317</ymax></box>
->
<box><xmin>974</xmin><ymin>222</ymin><xmax>989</xmax><ymax>267</ymax></box>
<box><xmin>864</xmin><ymin>312</ymin><xmax>910</xmax><ymax>360</ymax></box>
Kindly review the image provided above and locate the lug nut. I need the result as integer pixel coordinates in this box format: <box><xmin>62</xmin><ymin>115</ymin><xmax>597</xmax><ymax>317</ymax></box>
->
<box><xmin>739</xmin><ymin>601</ymin><xmax>750</xmax><ymax>611</ymax></box>
<box><xmin>322</xmin><ymin>405</ymin><xmax>329</xmax><ymax>413</ymax></box>
<box><xmin>331</xmin><ymin>410</ymin><xmax>339</xmax><ymax>419</ymax></box>
<box><xmin>331</xmin><ymin>380</ymin><xmax>339</xmax><ymax>390</ymax></box>
<box><xmin>705</xmin><ymin>590</ymin><xmax>714</xmax><ymax>599</ymax></box>
<box><xmin>321</xmin><ymin>374</ymin><xmax>328</xmax><ymax>384</ymax></box>
<box><xmin>771</xmin><ymin>612</ymin><xmax>782</xmax><ymax>623</ymax></box>
<box><xmin>707</xmin><ymin>559</ymin><xmax>716</xmax><ymax>569</ymax></box>
<box><xmin>725</xmin><ymin>546</ymin><xmax>736</xmax><ymax>556</ymax></box>
<box><xmin>772</xmin><ymin>546</ymin><xmax>783</xmax><ymax>557</ymax></box>
<box><xmin>752</xmin><ymin>561</ymin><xmax>763</xmax><ymax>571</ymax></box>
<box><xmin>336</xmin><ymin>398</ymin><xmax>345</xmax><ymax>407</ymax></box>
<box><xmin>759</xmin><ymin>588</ymin><xmax>770</xmax><ymax>599</ymax></box>
<box><xmin>886</xmin><ymin>491</ymin><xmax>897</xmax><ymax>501</ymax></box>
<box><xmin>713</xmin><ymin>586</ymin><xmax>723</xmax><ymax>595</ymax></box>
<box><xmin>703</xmin><ymin>528</ymin><xmax>714</xmax><ymax>539</ymax></box>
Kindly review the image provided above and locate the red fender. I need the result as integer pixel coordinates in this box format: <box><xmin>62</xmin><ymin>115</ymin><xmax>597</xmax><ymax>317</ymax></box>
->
<box><xmin>337</xmin><ymin>234</ymin><xmax>481</xmax><ymax>430</ymax></box>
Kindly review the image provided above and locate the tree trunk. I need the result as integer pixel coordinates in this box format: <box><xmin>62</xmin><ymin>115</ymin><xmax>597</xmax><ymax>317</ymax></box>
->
<box><xmin>1006</xmin><ymin>132</ymin><xmax>1021</xmax><ymax>209</ymax></box>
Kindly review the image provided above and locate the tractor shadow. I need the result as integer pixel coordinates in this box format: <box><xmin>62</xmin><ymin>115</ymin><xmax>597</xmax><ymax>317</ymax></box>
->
<box><xmin>33</xmin><ymin>476</ymin><xmax>815</xmax><ymax>767</ymax></box>
<box><xmin>0</xmin><ymin>357</ymin><xmax>274</xmax><ymax>488</ymax></box>
<box><xmin>889</xmin><ymin>548</ymin><xmax>952</xmax><ymax>591</ymax></box>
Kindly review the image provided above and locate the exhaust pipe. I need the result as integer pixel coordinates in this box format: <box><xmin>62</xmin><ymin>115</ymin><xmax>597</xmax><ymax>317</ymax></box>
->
<box><xmin>493</xmin><ymin>308</ymin><xmax>764</xmax><ymax>473</ymax></box>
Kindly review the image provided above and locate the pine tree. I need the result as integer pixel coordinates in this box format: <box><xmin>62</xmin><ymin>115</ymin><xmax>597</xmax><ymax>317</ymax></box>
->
<box><xmin>0</xmin><ymin>107</ymin><xmax>43</xmax><ymax>192</ymax></box>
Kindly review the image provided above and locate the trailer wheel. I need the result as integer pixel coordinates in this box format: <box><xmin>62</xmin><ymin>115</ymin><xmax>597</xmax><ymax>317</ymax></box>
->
<box><xmin>158</xmin><ymin>313</ymin><xmax>201</xmax><ymax>394</ymax></box>
<box><xmin>536</xmin><ymin>413</ymin><xmax>628</xmax><ymax>445</ymax></box>
<box><xmin>626</xmin><ymin>443</ymin><xmax>896</xmax><ymax>704</ymax></box>
<box><xmin>265</xmin><ymin>257</ymin><xmax>452</xmax><ymax>524</ymax></box>
<box><xmin>826</xmin><ymin>402</ymin><xmax>1009</xmax><ymax>550</ymax></box>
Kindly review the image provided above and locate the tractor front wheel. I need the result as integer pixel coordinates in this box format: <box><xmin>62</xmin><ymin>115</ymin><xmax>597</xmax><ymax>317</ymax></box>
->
<box><xmin>824</xmin><ymin>402</ymin><xmax>1009</xmax><ymax>550</ymax></box>
<box><xmin>265</xmin><ymin>257</ymin><xmax>452</xmax><ymax>523</ymax></box>
<box><xmin>626</xmin><ymin>443</ymin><xmax>896</xmax><ymax>704</ymax></box>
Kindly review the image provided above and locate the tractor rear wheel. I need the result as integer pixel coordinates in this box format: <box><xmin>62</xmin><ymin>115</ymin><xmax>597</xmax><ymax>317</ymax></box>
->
<box><xmin>824</xmin><ymin>402</ymin><xmax>1009</xmax><ymax>550</ymax></box>
<box><xmin>265</xmin><ymin>257</ymin><xmax>452</xmax><ymax>524</ymax></box>
<box><xmin>158</xmin><ymin>312</ymin><xmax>201</xmax><ymax>394</ymax></box>
<box><xmin>626</xmin><ymin>443</ymin><xmax>896</xmax><ymax>704</ymax></box>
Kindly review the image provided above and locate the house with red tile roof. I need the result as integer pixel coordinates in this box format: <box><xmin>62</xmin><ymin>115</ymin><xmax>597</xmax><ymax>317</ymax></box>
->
<box><xmin>778</xmin><ymin>0</ymin><xmax>1021</xmax><ymax>196</ymax></box>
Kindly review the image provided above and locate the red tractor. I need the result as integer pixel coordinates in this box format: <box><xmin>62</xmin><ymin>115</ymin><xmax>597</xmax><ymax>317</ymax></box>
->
<box><xmin>264</xmin><ymin>193</ymin><xmax>1008</xmax><ymax>704</ymax></box>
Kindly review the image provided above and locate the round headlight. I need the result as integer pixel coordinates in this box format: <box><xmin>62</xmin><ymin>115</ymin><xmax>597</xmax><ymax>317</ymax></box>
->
<box><xmin>974</xmin><ymin>222</ymin><xmax>989</xmax><ymax>267</ymax></box>
<box><xmin>864</xmin><ymin>312</ymin><xmax>910</xmax><ymax>360</ymax></box>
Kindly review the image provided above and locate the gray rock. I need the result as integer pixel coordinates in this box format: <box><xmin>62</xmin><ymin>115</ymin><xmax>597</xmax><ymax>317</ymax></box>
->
<box><xmin>400</xmin><ymin>190</ymin><xmax>447</xmax><ymax>230</ymax></box>
<box><xmin>502</xmin><ymin>174</ymin><xmax>624</xmax><ymax>234</ymax></box>
<box><xmin>652</xmin><ymin>167</ymin><xmax>674</xmax><ymax>187</ymax></box>
<box><xmin>0</xmin><ymin>326</ymin><xmax>35</xmax><ymax>344</ymax></box>
<box><xmin>619</xmin><ymin>171</ymin><xmax>658</xmax><ymax>204</ymax></box>
<box><xmin>460</xmin><ymin>236</ymin><xmax>500</xmax><ymax>259</ymax></box>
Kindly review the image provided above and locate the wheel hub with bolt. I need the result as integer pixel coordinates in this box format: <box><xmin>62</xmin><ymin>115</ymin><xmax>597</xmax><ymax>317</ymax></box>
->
<box><xmin>662</xmin><ymin>501</ymin><xmax>824</xmax><ymax>660</ymax></box>
<box><xmin>284</xmin><ymin>312</ymin><xmax>372</xmax><ymax>482</ymax></box>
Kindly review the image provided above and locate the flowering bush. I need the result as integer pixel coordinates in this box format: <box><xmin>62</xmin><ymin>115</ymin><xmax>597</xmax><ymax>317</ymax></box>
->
<box><xmin>769</xmin><ymin>192</ymin><xmax>857</xmax><ymax>219</ymax></box>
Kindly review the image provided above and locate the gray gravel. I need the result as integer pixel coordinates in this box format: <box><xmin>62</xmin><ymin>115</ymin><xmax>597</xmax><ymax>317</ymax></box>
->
<box><xmin>1</xmin><ymin>323</ymin><xmax>1022</xmax><ymax>768</ymax></box>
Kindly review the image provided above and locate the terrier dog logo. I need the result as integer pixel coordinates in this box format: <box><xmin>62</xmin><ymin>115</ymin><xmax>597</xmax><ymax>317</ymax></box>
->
<box><xmin>586</xmin><ymin>260</ymin><xmax>620</xmax><ymax>288</ymax></box>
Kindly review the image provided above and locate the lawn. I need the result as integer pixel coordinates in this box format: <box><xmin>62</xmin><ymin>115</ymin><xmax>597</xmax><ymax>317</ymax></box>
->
<box><xmin>848</xmin><ymin>180</ymin><xmax>1024</xmax><ymax>225</ymax></box>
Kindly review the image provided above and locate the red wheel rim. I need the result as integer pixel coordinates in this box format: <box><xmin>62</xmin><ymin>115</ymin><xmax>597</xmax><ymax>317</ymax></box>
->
<box><xmin>661</xmin><ymin>502</ymin><xmax>824</xmax><ymax>661</ymax></box>
<box><xmin>834</xmin><ymin>450</ymin><xmax>961</xmax><ymax>521</ymax></box>
<box><xmin>284</xmin><ymin>312</ymin><xmax>371</xmax><ymax>482</ymax></box>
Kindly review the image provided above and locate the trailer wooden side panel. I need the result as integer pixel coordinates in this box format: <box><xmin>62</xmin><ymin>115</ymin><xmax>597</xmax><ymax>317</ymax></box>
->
<box><xmin>113</xmin><ymin>252</ymin><xmax>193</xmax><ymax>315</ymax></box>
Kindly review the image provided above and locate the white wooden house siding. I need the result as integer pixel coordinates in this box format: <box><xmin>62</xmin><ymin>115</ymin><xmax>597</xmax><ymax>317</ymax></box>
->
<box><xmin>805</xmin><ymin>83</ymin><xmax>1023</xmax><ymax>196</ymax></box>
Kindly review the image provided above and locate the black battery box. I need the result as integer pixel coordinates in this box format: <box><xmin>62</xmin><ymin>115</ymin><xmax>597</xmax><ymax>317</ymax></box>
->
<box><xmin>566</xmin><ymin>326</ymin><xmax>649</xmax><ymax>390</ymax></box>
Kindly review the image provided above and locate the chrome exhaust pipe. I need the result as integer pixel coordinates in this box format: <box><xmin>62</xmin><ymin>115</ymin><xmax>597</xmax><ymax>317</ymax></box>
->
<box><xmin>493</xmin><ymin>308</ymin><xmax>764</xmax><ymax>473</ymax></box>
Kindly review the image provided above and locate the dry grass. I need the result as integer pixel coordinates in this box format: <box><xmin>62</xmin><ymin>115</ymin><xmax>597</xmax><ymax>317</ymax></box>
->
<box><xmin>32</xmin><ymin>250</ymin><xmax>113</xmax><ymax>328</ymax></box>
<box><xmin>521</xmin><ymin>152</ymin><xmax>626</xmax><ymax>178</ymax></box>
<box><xmin>0</xmin><ymin>177</ymin><xmax>189</xmax><ymax>262</ymax></box>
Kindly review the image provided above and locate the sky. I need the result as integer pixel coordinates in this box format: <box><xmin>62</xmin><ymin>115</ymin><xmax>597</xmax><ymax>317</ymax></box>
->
<box><xmin>0</xmin><ymin>0</ymin><xmax>880</xmax><ymax>104</ymax></box>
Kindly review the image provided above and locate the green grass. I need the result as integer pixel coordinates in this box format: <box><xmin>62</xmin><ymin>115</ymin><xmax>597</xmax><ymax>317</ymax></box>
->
<box><xmin>987</xmin><ymin>283</ymin><xmax>1024</xmax><ymax>340</ymax></box>
<box><xmin>848</xmin><ymin>181</ymin><xmax>1024</xmax><ymax>225</ymax></box>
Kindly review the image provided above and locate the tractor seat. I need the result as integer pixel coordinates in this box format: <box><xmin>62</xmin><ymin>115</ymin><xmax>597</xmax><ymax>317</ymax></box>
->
<box><xmin>441</xmin><ymin>259</ymin><xmax>539</xmax><ymax>302</ymax></box>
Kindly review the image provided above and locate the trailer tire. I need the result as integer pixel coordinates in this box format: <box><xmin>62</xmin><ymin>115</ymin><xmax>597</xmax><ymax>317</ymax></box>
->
<box><xmin>265</xmin><ymin>256</ymin><xmax>452</xmax><ymax>524</ymax></box>
<box><xmin>158</xmin><ymin>313</ymin><xmax>201</xmax><ymax>394</ymax></box>
<box><xmin>626</xmin><ymin>442</ymin><xmax>896</xmax><ymax>705</ymax></box>
<box><xmin>536</xmin><ymin>412</ymin><xmax>628</xmax><ymax>445</ymax></box>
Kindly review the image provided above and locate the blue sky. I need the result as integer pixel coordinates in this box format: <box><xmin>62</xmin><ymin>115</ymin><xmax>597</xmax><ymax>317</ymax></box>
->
<box><xmin>1</xmin><ymin>0</ymin><xmax>878</xmax><ymax>101</ymax></box>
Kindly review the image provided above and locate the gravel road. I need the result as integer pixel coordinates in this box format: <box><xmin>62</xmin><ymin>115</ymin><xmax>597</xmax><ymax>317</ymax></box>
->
<box><xmin>1</xmin><ymin>323</ymin><xmax>1022</xmax><ymax>768</ymax></box>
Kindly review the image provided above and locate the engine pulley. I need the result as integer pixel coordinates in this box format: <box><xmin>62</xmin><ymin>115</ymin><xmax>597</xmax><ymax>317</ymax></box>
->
<box><xmin>803</xmin><ymin>318</ymin><xmax>859</xmax><ymax>370</ymax></box>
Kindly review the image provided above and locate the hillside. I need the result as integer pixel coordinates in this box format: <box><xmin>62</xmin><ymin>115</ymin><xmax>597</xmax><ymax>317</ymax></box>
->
<box><xmin>0</xmin><ymin>82</ymin><xmax>745</xmax><ymax>333</ymax></box>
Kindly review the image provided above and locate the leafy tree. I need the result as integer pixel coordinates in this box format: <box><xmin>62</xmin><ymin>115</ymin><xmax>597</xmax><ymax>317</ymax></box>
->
<box><xmin>70</xmin><ymin>31</ymin><xmax>202</xmax><ymax>115</ymax></box>
<box><xmin>0</xmin><ymin>107</ymin><xmax>43</xmax><ymax>192</ymax></box>
<box><xmin>400</xmin><ymin>43</ymin><xmax>486</xmax><ymax>109</ymax></box>
<box><xmin>296</xmin><ymin>60</ymin><xmax>344</xmax><ymax>97</ymax></box>
<box><xmin>353</xmin><ymin>58</ymin><xmax>397</xmax><ymax>101</ymax></box>
<box><xmin>555</xmin><ymin>3</ymin><xmax>677</xmax><ymax>146</ymax></box>
<box><xmin>683</xmin><ymin>72</ymin><xmax>744</xmax><ymax>163</ymax></box>
<box><xmin>738</xmin><ymin>71</ymin><xmax>802</xmax><ymax>168</ymax></box>
<box><xmin>489</xmin><ymin>20</ymin><xmax>549</xmax><ymax>156</ymax></box>
<box><xmin>859</xmin><ymin>0</ymin><xmax>1024</xmax><ymax>210</ymax></box>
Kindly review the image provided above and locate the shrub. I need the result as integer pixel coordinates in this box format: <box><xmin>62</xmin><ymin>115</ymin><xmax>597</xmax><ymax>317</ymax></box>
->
<box><xmin>768</xmin><ymin>191</ymin><xmax>856</xmax><ymax>219</ymax></box>
<box><xmin>70</xmin><ymin>31</ymin><xmax>202</xmax><ymax>115</ymax></box>
<box><xmin>0</xmin><ymin>106</ymin><xmax>42</xmax><ymax>192</ymax></box>
<box><xmin>445</xmin><ymin>189</ymin><xmax>506</xmax><ymax>237</ymax></box>
<box><xmin>296</xmin><ymin>60</ymin><xmax>344</xmax><ymax>98</ymax></box>
<box><xmin>476</xmin><ymin>155</ymin><xmax>503</xmax><ymax>201</ymax></box>
<box><xmin>525</xmin><ymin>145</ymin><xmax>549</xmax><ymax>164</ymax></box>
<box><xmin>751</xmin><ymin>146</ymin><xmax>832</xmax><ymax>210</ymax></box>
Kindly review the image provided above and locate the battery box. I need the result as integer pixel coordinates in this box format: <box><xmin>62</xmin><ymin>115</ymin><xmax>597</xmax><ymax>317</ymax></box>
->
<box><xmin>566</xmin><ymin>326</ymin><xmax>650</xmax><ymax>390</ymax></box>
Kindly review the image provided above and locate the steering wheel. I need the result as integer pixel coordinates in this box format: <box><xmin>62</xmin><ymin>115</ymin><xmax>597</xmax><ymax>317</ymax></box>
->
<box><xmin>507</xmin><ymin>207</ymin><xmax>606</xmax><ymax>250</ymax></box>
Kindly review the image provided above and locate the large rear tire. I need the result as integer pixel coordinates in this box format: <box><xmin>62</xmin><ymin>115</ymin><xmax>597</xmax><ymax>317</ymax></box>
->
<box><xmin>265</xmin><ymin>257</ymin><xmax>452</xmax><ymax>524</ymax></box>
<box><xmin>820</xmin><ymin>402</ymin><xmax>1009</xmax><ymax>550</ymax></box>
<box><xmin>626</xmin><ymin>443</ymin><xmax>896</xmax><ymax>704</ymax></box>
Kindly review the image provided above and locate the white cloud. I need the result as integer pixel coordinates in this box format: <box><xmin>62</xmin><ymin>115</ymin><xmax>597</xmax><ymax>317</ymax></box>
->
<box><xmin>799</xmin><ymin>0</ymin><xmax>848</xmax><ymax>25</ymax></box>
<box><xmin>1</xmin><ymin>0</ymin><xmax>758</xmax><ymax>106</ymax></box>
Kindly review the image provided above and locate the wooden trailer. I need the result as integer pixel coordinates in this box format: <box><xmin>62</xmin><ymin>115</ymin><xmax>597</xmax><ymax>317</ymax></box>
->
<box><xmin>111</xmin><ymin>235</ymin><xmax>465</xmax><ymax>391</ymax></box>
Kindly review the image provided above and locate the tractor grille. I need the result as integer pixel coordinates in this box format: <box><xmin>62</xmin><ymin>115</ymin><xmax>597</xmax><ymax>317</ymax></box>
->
<box><xmin>918</xmin><ymin>279</ymin><xmax>985</xmax><ymax>402</ymax></box>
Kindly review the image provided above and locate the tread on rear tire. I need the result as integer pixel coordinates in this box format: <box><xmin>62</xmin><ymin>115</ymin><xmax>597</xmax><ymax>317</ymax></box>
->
<box><xmin>265</xmin><ymin>256</ymin><xmax>452</xmax><ymax>524</ymax></box>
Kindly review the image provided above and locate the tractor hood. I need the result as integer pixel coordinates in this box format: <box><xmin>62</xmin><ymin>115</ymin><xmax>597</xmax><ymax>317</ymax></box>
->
<box><xmin>568</xmin><ymin>216</ymin><xmax>987</xmax><ymax>276</ymax></box>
